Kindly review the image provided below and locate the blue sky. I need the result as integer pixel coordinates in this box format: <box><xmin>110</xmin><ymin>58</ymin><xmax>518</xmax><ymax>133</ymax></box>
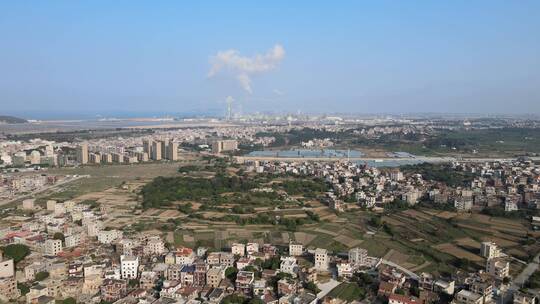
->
<box><xmin>1</xmin><ymin>1</ymin><xmax>539</xmax><ymax>118</ymax></box>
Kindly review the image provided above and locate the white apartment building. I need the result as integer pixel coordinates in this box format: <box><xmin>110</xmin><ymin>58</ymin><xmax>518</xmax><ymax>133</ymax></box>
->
<box><xmin>46</xmin><ymin>200</ymin><xmax>57</xmax><ymax>211</ymax></box>
<box><xmin>246</xmin><ymin>243</ymin><xmax>259</xmax><ymax>256</ymax></box>
<box><xmin>0</xmin><ymin>258</ymin><xmax>14</xmax><ymax>278</ymax></box>
<box><xmin>119</xmin><ymin>239</ymin><xmax>136</xmax><ymax>256</ymax></box>
<box><xmin>231</xmin><ymin>243</ymin><xmax>245</xmax><ymax>256</ymax></box>
<box><xmin>22</xmin><ymin>199</ymin><xmax>35</xmax><ymax>210</ymax></box>
<box><xmin>505</xmin><ymin>201</ymin><xmax>518</xmax><ymax>212</ymax></box>
<box><xmin>289</xmin><ymin>242</ymin><xmax>303</xmax><ymax>256</ymax></box>
<box><xmin>120</xmin><ymin>255</ymin><xmax>139</xmax><ymax>279</ymax></box>
<box><xmin>454</xmin><ymin>199</ymin><xmax>473</xmax><ymax>211</ymax></box>
<box><xmin>480</xmin><ymin>242</ymin><xmax>501</xmax><ymax>260</ymax></box>
<box><xmin>24</xmin><ymin>263</ymin><xmax>46</xmax><ymax>281</ymax></box>
<box><xmin>65</xmin><ymin>234</ymin><xmax>82</xmax><ymax>248</ymax></box>
<box><xmin>175</xmin><ymin>248</ymin><xmax>196</xmax><ymax>265</ymax></box>
<box><xmin>337</xmin><ymin>262</ymin><xmax>354</xmax><ymax>278</ymax></box>
<box><xmin>64</xmin><ymin>200</ymin><xmax>75</xmax><ymax>212</ymax></box>
<box><xmin>349</xmin><ymin>247</ymin><xmax>368</xmax><ymax>267</ymax></box>
<box><xmin>53</xmin><ymin>203</ymin><xmax>65</xmax><ymax>216</ymax></box>
<box><xmin>97</xmin><ymin>230</ymin><xmax>123</xmax><ymax>244</ymax></box>
<box><xmin>280</xmin><ymin>256</ymin><xmax>298</xmax><ymax>277</ymax></box>
<box><xmin>44</xmin><ymin>239</ymin><xmax>62</xmax><ymax>256</ymax></box>
<box><xmin>85</xmin><ymin>221</ymin><xmax>103</xmax><ymax>237</ymax></box>
<box><xmin>314</xmin><ymin>248</ymin><xmax>329</xmax><ymax>272</ymax></box>
<box><xmin>454</xmin><ymin>290</ymin><xmax>483</xmax><ymax>304</ymax></box>
<box><xmin>144</xmin><ymin>236</ymin><xmax>165</xmax><ymax>256</ymax></box>
<box><xmin>486</xmin><ymin>258</ymin><xmax>510</xmax><ymax>279</ymax></box>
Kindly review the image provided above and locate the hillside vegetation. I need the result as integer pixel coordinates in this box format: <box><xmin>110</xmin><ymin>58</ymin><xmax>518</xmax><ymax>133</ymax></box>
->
<box><xmin>0</xmin><ymin>115</ymin><xmax>27</xmax><ymax>123</ymax></box>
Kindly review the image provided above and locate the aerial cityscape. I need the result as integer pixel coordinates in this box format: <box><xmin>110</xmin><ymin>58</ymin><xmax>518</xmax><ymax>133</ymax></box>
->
<box><xmin>1</xmin><ymin>2</ymin><xmax>540</xmax><ymax>304</ymax></box>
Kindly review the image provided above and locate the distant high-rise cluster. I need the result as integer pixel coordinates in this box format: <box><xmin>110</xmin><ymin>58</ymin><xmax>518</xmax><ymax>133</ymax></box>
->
<box><xmin>76</xmin><ymin>143</ymin><xmax>88</xmax><ymax>164</ymax></box>
<box><xmin>73</xmin><ymin>139</ymin><xmax>178</xmax><ymax>165</ymax></box>
<box><xmin>211</xmin><ymin>140</ymin><xmax>238</xmax><ymax>154</ymax></box>
<box><xmin>143</xmin><ymin>139</ymin><xmax>178</xmax><ymax>161</ymax></box>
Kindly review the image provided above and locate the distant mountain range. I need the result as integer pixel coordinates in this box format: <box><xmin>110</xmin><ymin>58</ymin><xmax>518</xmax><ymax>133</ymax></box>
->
<box><xmin>0</xmin><ymin>115</ymin><xmax>27</xmax><ymax>124</ymax></box>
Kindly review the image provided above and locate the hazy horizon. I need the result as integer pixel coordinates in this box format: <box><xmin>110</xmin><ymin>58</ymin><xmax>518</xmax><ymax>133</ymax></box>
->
<box><xmin>1</xmin><ymin>1</ymin><xmax>539</xmax><ymax>116</ymax></box>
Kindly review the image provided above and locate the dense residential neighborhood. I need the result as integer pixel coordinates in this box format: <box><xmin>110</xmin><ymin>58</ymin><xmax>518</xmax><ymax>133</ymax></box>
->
<box><xmin>1</xmin><ymin>154</ymin><xmax>540</xmax><ymax>303</ymax></box>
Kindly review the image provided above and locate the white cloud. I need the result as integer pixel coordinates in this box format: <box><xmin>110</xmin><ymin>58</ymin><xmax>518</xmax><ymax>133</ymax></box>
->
<box><xmin>208</xmin><ymin>44</ymin><xmax>285</xmax><ymax>94</ymax></box>
<box><xmin>273</xmin><ymin>89</ymin><xmax>285</xmax><ymax>96</ymax></box>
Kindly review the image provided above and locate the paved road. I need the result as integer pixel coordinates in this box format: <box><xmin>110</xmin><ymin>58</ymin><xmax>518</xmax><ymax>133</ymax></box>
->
<box><xmin>498</xmin><ymin>253</ymin><xmax>540</xmax><ymax>303</ymax></box>
<box><xmin>316</xmin><ymin>279</ymin><xmax>340</xmax><ymax>299</ymax></box>
<box><xmin>380</xmin><ymin>259</ymin><xmax>420</xmax><ymax>280</ymax></box>
<box><xmin>510</xmin><ymin>252</ymin><xmax>540</xmax><ymax>292</ymax></box>
<box><xmin>0</xmin><ymin>176</ymin><xmax>86</xmax><ymax>206</ymax></box>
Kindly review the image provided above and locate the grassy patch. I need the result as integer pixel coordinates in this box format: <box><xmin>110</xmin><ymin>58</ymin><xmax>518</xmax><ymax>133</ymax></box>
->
<box><xmin>327</xmin><ymin>283</ymin><xmax>365</xmax><ymax>301</ymax></box>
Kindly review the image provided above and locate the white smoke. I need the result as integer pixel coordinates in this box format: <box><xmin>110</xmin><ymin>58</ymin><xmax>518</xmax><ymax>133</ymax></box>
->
<box><xmin>208</xmin><ymin>44</ymin><xmax>285</xmax><ymax>94</ymax></box>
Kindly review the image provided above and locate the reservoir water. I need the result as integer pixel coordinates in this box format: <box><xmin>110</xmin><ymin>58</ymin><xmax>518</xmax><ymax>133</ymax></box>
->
<box><xmin>246</xmin><ymin>149</ymin><xmax>440</xmax><ymax>167</ymax></box>
<box><xmin>248</xmin><ymin>149</ymin><xmax>363</xmax><ymax>158</ymax></box>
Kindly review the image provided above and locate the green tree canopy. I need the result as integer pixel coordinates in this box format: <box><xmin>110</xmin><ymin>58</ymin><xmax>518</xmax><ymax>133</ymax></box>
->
<box><xmin>225</xmin><ymin>267</ymin><xmax>238</xmax><ymax>281</ymax></box>
<box><xmin>35</xmin><ymin>271</ymin><xmax>50</xmax><ymax>281</ymax></box>
<box><xmin>53</xmin><ymin>232</ymin><xmax>65</xmax><ymax>242</ymax></box>
<box><xmin>2</xmin><ymin>244</ymin><xmax>30</xmax><ymax>263</ymax></box>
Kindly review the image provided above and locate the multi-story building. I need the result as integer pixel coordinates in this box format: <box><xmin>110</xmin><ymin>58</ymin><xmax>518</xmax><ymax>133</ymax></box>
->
<box><xmin>0</xmin><ymin>258</ymin><xmax>14</xmax><ymax>278</ymax></box>
<box><xmin>100</xmin><ymin>279</ymin><xmax>128</xmax><ymax>302</ymax></box>
<box><xmin>206</xmin><ymin>267</ymin><xmax>224</xmax><ymax>288</ymax></box>
<box><xmin>151</xmin><ymin>141</ymin><xmax>162</xmax><ymax>161</ymax></box>
<box><xmin>44</xmin><ymin>239</ymin><xmax>62</xmax><ymax>256</ymax></box>
<box><xmin>454</xmin><ymin>290</ymin><xmax>483</xmax><ymax>304</ymax></box>
<box><xmin>101</xmin><ymin>153</ymin><xmax>112</xmax><ymax>163</ymax></box>
<box><xmin>314</xmin><ymin>248</ymin><xmax>329</xmax><ymax>272</ymax></box>
<box><xmin>277</xmin><ymin>279</ymin><xmax>297</xmax><ymax>296</ymax></box>
<box><xmin>207</xmin><ymin>252</ymin><xmax>221</xmax><ymax>265</ymax></box>
<box><xmin>89</xmin><ymin>153</ymin><xmax>101</xmax><ymax>164</ymax></box>
<box><xmin>86</xmin><ymin>221</ymin><xmax>102</xmax><ymax>237</ymax></box>
<box><xmin>513</xmin><ymin>290</ymin><xmax>538</xmax><ymax>304</ymax></box>
<box><xmin>46</xmin><ymin>200</ymin><xmax>57</xmax><ymax>211</ymax></box>
<box><xmin>97</xmin><ymin>230</ymin><xmax>122</xmax><ymax>244</ymax></box>
<box><xmin>480</xmin><ymin>242</ymin><xmax>501</xmax><ymax>260</ymax></box>
<box><xmin>22</xmin><ymin>199</ymin><xmax>35</xmax><ymax>210</ymax></box>
<box><xmin>232</xmin><ymin>243</ymin><xmax>246</xmax><ymax>256</ymax></box>
<box><xmin>120</xmin><ymin>255</ymin><xmax>139</xmax><ymax>279</ymax></box>
<box><xmin>139</xmin><ymin>271</ymin><xmax>157</xmax><ymax>290</ymax></box>
<box><xmin>168</xmin><ymin>141</ymin><xmax>178</xmax><ymax>161</ymax></box>
<box><xmin>486</xmin><ymin>258</ymin><xmax>509</xmax><ymax>279</ymax></box>
<box><xmin>236</xmin><ymin>271</ymin><xmax>255</xmax><ymax>296</ymax></box>
<box><xmin>25</xmin><ymin>284</ymin><xmax>48</xmax><ymax>303</ymax></box>
<box><xmin>337</xmin><ymin>262</ymin><xmax>354</xmax><ymax>278</ymax></box>
<box><xmin>175</xmin><ymin>247</ymin><xmax>196</xmax><ymax>265</ymax></box>
<box><xmin>65</xmin><ymin>233</ymin><xmax>82</xmax><ymax>248</ymax></box>
<box><xmin>289</xmin><ymin>242</ymin><xmax>303</xmax><ymax>256</ymax></box>
<box><xmin>207</xmin><ymin>252</ymin><xmax>235</xmax><ymax>267</ymax></box>
<box><xmin>212</xmin><ymin>140</ymin><xmax>238</xmax><ymax>153</ymax></box>
<box><xmin>349</xmin><ymin>247</ymin><xmax>368</xmax><ymax>267</ymax></box>
<box><xmin>160</xmin><ymin>140</ymin><xmax>168</xmax><ymax>159</ymax></box>
<box><xmin>144</xmin><ymin>236</ymin><xmax>165</xmax><ymax>256</ymax></box>
<box><xmin>0</xmin><ymin>256</ymin><xmax>19</xmax><ymax>302</ymax></box>
<box><xmin>469</xmin><ymin>279</ymin><xmax>493</xmax><ymax>304</ymax></box>
<box><xmin>280</xmin><ymin>256</ymin><xmax>298</xmax><ymax>277</ymax></box>
<box><xmin>454</xmin><ymin>199</ymin><xmax>473</xmax><ymax>211</ymax></box>
<box><xmin>246</xmin><ymin>242</ymin><xmax>259</xmax><ymax>256</ymax></box>
<box><xmin>193</xmin><ymin>260</ymin><xmax>208</xmax><ymax>287</ymax></box>
<box><xmin>25</xmin><ymin>262</ymin><xmax>46</xmax><ymax>281</ymax></box>
<box><xmin>143</xmin><ymin>139</ymin><xmax>153</xmax><ymax>157</ymax></box>
<box><xmin>166</xmin><ymin>264</ymin><xmax>182</xmax><ymax>281</ymax></box>
<box><xmin>76</xmin><ymin>144</ymin><xmax>88</xmax><ymax>164</ymax></box>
